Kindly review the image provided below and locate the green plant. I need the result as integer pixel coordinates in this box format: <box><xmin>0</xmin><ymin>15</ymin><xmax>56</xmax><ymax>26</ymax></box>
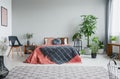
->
<box><xmin>110</xmin><ymin>36</ymin><xmax>117</xmax><ymax>41</ymax></box>
<box><xmin>92</xmin><ymin>36</ymin><xmax>104</xmax><ymax>49</ymax></box>
<box><xmin>25</xmin><ymin>33</ymin><xmax>33</xmax><ymax>40</ymax></box>
<box><xmin>80</xmin><ymin>49</ymin><xmax>85</xmax><ymax>54</ymax></box>
<box><xmin>90</xmin><ymin>43</ymin><xmax>98</xmax><ymax>53</ymax></box>
<box><xmin>72</xmin><ymin>32</ymin><xmax>82</xmax><ymax>41</ymax></box>
<box><xmin>80</xmin><ymin>15</ymin><xmax>97</xmax><ymax>47</ymax></box>
<box><xmin>98</xmin><ymin>41</ymin><xmax>104</xmax><ymax>49</ymax></box>
<box><xmin>92</xmin><ymin>36</ymin><xmax>99</xmax><ymax>43</ymax></box>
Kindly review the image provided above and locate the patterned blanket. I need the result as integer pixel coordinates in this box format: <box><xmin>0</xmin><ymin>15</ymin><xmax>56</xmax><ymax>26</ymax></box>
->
<box><xmin>5</xmin><ymin>66</ymin><xmax>111</xmax><ymax>79</ymax></box>
<box><xmin>40</xmin><ymin>46</ymin><xmax>79</xmax><ymax>64</ymax></box>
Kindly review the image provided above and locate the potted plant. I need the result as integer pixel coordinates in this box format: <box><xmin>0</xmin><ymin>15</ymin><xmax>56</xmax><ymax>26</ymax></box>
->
<box><xmin>72</xmin><ymin>32</ymin><xmax>82</xmax><ymax>41</ymax></box>
<box><xmin>72</xmin><ymin>30</ymin><xmax>82</xmax><ymax>51</ymax></box>
<box><xmin>24</xmin><ymin>33</ymin><xmax>33</xmax><ymax>45</ymax></box>
<box><xmin>80</xmin><ymin>15</ymin><xmax>97</xmax><ymax>47</ymax></box>
<box><xmin>90</xmin><ymin>37</ymin><xmax>98</xmax><ymax>58</ymax></box>
<box><xmin>98</xmin><ymin>41</ymin><xmax>104</xmax><ymax>54</ymax></box>
<box><xmin>80</xmin><ymin>15</ymin><xmax>97</xmax><ymax>54</ymax></box>
<box><xmin>110</xmin><ymin>36</ymin><xmax>117</xmax><ymax>43</ymax></box>
<box><xmin>92</xmin><ymin>36</ymin><xmax>104</xmax><ymax>54</ymax></box>
<box><xmin>90</xmin><ymin>43</ymin><xmax>98</xmax><ymax>58</ymax></box>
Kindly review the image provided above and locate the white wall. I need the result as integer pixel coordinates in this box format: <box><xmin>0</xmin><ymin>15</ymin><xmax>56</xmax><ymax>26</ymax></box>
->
<box><xmin>0</xmin><ymin>0</ymin><xmax>12</xmax><ymax>55</ymax></box>
<box><xmin>12</xmin><ymin>0</ymin><xmax>107</xmax><ymax>47</ymax></box>
<box><xmin>0</xmin><ymin>0</ymin><xmax>12</xmax><ymax>39</ymax></box>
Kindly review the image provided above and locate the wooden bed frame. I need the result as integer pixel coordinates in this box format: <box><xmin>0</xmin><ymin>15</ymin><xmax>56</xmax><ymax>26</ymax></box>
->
<box><xmin>44</xmin><ymin>37</ymin><xmax>69</xmax><ymax>45</ymax></box>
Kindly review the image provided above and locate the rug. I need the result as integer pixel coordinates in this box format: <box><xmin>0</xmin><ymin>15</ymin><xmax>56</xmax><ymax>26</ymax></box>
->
<box><xmin>5</xmin><ymin>66</ymin><xmax>111</xmax><ymax>79</ymax></box>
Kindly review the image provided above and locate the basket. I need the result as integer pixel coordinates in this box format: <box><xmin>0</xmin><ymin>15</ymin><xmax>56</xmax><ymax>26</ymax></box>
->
<box><xmin>107</xmin><ymin>59</ymin><xmax>120</xmax><ymax>79</ymax></box>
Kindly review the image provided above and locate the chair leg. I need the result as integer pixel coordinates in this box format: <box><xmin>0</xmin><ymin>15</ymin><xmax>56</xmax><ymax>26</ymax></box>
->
<box><xmin>19</xmin><ymin>47</ymin><xmax>23</xmax><ymax>56</ymax></box>
<box><xmin>16</xmin><ymin>47</ymin><xmax>19</xmax><ymax>56</ymax></box>
<box><xmin>7</xmin><ymin>47</ymin><xmax>13</xmax><ymax>57</ymax></box>
<box><xmin>11</xmin><ymin>47</ymin><xmax>14</xmax><ymax>58</ymax></box>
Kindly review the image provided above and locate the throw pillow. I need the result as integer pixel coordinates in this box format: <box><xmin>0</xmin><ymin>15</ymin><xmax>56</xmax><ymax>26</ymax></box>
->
<box><xmin>52</xmin><ymin>38</ymin><xmax>61</xmax><ymax>45</ymax></box>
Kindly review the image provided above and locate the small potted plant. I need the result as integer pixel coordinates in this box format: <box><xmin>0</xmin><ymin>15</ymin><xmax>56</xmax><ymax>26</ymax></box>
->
<box><xmin>110</xmin><ymin>36</ymin><xmax>117</xmax><ymax>43</ymax></box>
<box><xmin>92</xmin><ymin>36</ymin><xmax>104</xmax><ymax>54</ymax></box>
<box><xmin>90</xmin><ymin>37</ymin><xmax>99</xmax><ymax>58</ymax></box>
<box><xmin>90</xmin><ymin>43</ymin><xmax>98</xmax><ymax>58</ymax></box>
<box><xmin>24</xmin><ymin>33</ymin><xmax>33</xmax><ymax>45</ymax></box>
<box><xmin>72</xmin><ymin>31</ymin><xmax>82</xmax><ymax>51</ymax></box>
<box><xmin>98</xmin><ymin>41</ymin><xmax>104</xmax><ymax>54</ymax></box>
<box><xmin>72</xmin><ymin>32</ymin><xmax>82</xmax><ymax>41</ymax></box>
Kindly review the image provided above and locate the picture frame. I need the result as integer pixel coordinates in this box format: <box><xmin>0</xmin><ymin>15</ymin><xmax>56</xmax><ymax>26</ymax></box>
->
<box><xmin>1</xmin><ymin>6</ymin><xmax>7</xmax><ymax>27</ymax></box>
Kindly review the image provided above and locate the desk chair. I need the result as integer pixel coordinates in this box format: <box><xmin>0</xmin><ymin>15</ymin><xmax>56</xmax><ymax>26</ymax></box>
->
<box><xmin>7</xmin><ymin>36</ymin><xmax>23</xmax><ymax>58</ymax></box>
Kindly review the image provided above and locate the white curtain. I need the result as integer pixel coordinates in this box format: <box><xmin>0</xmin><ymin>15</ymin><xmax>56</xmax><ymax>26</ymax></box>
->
<box><xmin>111</xmin><ymin>0</ymin><xmax>120</xmax><ymax>36</ymax></box>
<box><xmin>108</xmin><ymin>0</ymin><xmax>120</xmax><ymax>53</ymax></box>
<box><xmin>107</xmin><ymin>0</ymin><xmax>112</xmax><ymax>43</ymax></box>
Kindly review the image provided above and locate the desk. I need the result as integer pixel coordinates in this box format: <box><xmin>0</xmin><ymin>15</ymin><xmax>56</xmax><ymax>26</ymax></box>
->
<box><xmin>107</xmin><ymin>43</ymin><xmax>120</xmax><ymax>59</ymax></box>
<box><xmin>24</xmin><ymin>45</ymin><xmax>37</xmax><ymax>54</ymax></box>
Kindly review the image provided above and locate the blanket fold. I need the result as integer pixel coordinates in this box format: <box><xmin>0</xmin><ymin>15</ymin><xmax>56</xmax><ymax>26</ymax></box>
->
<box><xmin>40</xmin><ymin>46</ymin><xmax>79</xmax><ymax>64</ymax></box>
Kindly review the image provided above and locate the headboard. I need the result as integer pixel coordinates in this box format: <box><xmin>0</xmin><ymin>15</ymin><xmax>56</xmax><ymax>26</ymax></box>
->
<box><xmin>44</xmin><ymin>37</ymin><xmax>69</xmax><ymax>45</ymax></box>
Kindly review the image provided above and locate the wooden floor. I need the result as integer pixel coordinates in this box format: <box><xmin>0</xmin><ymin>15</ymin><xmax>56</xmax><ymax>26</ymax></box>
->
<box><xmin>3</xmin><ymin>52</ymin><xmax>115</xmax><ymax>70</ymax></box>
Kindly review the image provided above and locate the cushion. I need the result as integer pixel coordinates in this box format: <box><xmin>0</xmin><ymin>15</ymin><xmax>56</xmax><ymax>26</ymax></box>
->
<box><xmin>61</xmin><ymin>37</ymin><xmax>68</xmax><ymax>44</ymax></box>
<box><xmin>44</xmin><ymin>37</ymin><xmax>54</xmax><ymax>45</ymax></box>
<box><xmin>52</xmin><ymin>38</ymin><xmax>61</xmax><ymax>45</ymax></box>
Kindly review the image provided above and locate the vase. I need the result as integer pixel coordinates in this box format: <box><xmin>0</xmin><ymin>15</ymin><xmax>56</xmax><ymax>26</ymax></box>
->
<box><xmin>0</xmin><ymin>56</ymin><xmax>9</xmax><ymax>79</ymax></box>
<box><xmin>98</xmin><ymin>49</ymin><xmax>104</xmax><ymax>54</ymax></box>
<box><xmin>27</xmin><ymin>40</ymin><xmax>30</xmax><ymax>45</ymax></box>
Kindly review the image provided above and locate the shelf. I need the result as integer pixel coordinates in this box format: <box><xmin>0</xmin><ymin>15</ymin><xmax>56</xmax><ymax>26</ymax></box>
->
<box><xmin>73</xmin><ymin>40</ymin><xmax>82</xmax><ymax>51</ymax></box>
<box><xmin>24</xmin><ymin>45</ymin><xmax>37</xmax><ymax>54</ymax></box>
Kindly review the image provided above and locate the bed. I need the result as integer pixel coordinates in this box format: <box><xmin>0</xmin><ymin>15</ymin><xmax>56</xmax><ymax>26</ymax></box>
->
<box><xmin>24</xmin><ymin>37</ymin><xmax>81</xmax><ymax>64</ymax></box>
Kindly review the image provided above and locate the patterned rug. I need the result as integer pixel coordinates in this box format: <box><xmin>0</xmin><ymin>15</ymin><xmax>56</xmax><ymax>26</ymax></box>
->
<box><xmin>5</xmin><ymin>66</ymin><xmax>111</xmax><ymax>79</ymax></box>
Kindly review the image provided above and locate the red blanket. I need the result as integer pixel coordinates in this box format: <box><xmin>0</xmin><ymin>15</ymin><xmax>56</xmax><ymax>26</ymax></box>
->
<box><xmin>25</xmin><ymin>45</ymin><xmax>81</xmax><ymax>64</ymax></box>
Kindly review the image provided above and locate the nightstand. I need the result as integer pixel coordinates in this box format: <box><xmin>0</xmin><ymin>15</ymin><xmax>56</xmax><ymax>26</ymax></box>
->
<box><xmin>24</xmin><ymin>45</ymin><xmax>37</xmax><ymax>54</ymax></box>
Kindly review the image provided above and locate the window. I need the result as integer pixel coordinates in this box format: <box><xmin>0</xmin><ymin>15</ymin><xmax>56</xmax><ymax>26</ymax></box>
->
<box><xmin>111</xmin><ymin>0</ymin><xmax>120</xmax><ymax>36</ymax></box>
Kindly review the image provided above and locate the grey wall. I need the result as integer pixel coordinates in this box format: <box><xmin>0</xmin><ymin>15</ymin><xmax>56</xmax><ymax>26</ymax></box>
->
<box><xmin>12</xmin><ymin>0</ymin><xmax>107</xmax><ymax>47</ymax></box>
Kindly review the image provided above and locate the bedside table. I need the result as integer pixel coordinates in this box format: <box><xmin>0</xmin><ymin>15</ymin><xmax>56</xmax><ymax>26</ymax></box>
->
<box><xmin>24</xmin><ymin>45</ymin><xmax>37</xmax><ymax>54</ymax></box>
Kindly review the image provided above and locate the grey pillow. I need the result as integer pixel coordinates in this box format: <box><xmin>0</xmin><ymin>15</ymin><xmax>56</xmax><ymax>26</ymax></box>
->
<box><xmin>52</xmin><ymin>38</ymin><xmax>61</xmax><ymax>45</ymax></box>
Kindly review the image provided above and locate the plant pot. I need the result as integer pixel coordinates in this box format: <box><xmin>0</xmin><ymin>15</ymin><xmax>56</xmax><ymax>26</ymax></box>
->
<box><xmin>111</xmin><ymin>41</ymin><xmax>116</xmax><ymax>44</ymax></box>
<box><xmin>0</xmin><ymin>56</ymin><xmax>9</xmax><ymax>78</ymax></box>
<box><xmin>84</xmin><ymin>47</ymin><xmax>91</xmax><ymax>55</ymax></box>
<box><xmin>27</xmin><ymin>40</ymin><xmax>30</xmax><ymax>45</ymax></box>
<box><xmin>91</xmin><ymin>53</ymin><xmax>97</xmax><ymax>58</ymax></box>
<box><xmin>98</xmin><ymin>49</ymin><xmax>104</xmax><ymax>54</ymax></box>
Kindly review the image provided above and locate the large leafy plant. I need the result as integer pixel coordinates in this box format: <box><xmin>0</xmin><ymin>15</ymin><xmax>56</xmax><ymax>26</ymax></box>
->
<box><xmin>80</xmin><ymin>15</ymin><xmax>97</xmax><ymax>47</ymax></box>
